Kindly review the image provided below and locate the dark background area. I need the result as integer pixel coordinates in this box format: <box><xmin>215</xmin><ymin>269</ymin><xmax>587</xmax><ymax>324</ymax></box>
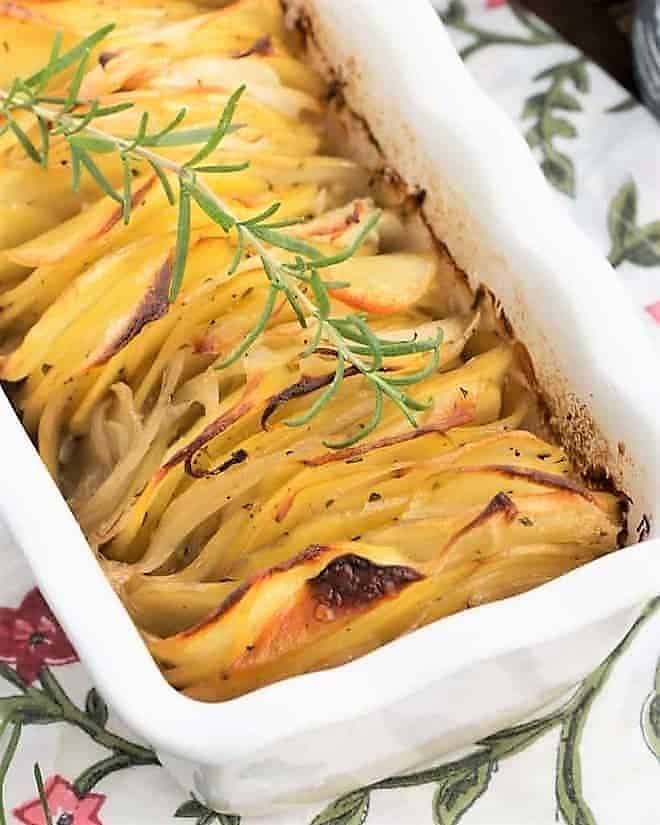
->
<box><xmin>519</xmin><ymin>0</ymin><xmax>637</xmax><ymax>93</ymax></box>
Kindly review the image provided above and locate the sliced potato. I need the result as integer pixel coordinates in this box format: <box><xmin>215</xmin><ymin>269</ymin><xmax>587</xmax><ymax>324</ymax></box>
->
<box><xmin>326</xmin><ymin>253</ymin><xmax>437</xmax><ymax>315</ymax></box>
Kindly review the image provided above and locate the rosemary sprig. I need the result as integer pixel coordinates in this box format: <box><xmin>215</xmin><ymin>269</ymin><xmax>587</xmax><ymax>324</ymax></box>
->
<box><xmin>0</xmin><ymin>25</ymin><xmax>443</xmax><ymax>446</ymax></box>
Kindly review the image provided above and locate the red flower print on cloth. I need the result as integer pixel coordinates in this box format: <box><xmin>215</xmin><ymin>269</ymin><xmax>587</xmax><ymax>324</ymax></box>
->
<box><xmin>646</xmin><ymin>301</ymin><xmax>660</xmax><ymax>323</ymax></box>
<box><xmin>14</xmin><ymin>775</ymin><xmax>105</xmax><ymax>825</ymax></box>
<box><xmin>486</xmin><ymin>0</ymin><xmax>508</xmax><ymax>7</ymax></box>
<box><xmin>0</xmin><ymin>589</ymin><xmax>77</xmax><ymax>684</ymax></box>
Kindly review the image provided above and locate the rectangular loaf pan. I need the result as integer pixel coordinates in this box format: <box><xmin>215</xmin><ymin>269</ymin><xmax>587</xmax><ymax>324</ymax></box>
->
<box><xmin>2</xmin><ymin>0</ymin><xmax>660</xmax><ymax>815</ymax></box>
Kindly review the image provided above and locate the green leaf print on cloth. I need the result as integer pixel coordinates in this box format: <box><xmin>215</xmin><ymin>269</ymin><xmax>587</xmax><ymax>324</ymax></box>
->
<box><xmin>84</xmin><ymin>687</ymin><xmax>109</xmax><ymax>730</ymax></box>
<box><xmin>607</xmin><ymin>180</ymin><xmax>660</xmax><ymax>267</ymax></box>
<box><xmin>641</xmin><ymin>658</ymin><xmax>660</xmax><ymax>761</ymax></box>
<box><xmin>606</xmin><ymin>97</ymin><xmax>639</xmax><ymax>114</ymax></box>
<box><xmin>523</xmin><ymin>58</ymin><xmax>589</xmax><ymax>197</ymax></box>
<box><xmin>310</xmin><ymin>598</ymin><xmax>660</xmax><ymax>825</ymax></box>
<box><xmin>438</xmin><ymin>2</ymin><xmax>587</xmax><ymax>196</ymax></box>
<box><xmin>310</xmin><ymin>790</ymin><xmax>370</xmax><ymax>825</ymax></box>
<box><xmin>432</xmin><ymin>760</ymin><xmax>493</xmax><ymax>825</ymax></box>
<box><xmin>554</xmin><ymin>654</ymin><xmax>617</xmax><ymax>825</ymax></box>
<box><xmin>439</xmin><ymin>1</ymin><xmax>557</xmax><ymax>60</ymax></box>
<box><xmin>175</xmin><ymin>795</ymin><xmax>241</xmax><ymax>825</ymax></box>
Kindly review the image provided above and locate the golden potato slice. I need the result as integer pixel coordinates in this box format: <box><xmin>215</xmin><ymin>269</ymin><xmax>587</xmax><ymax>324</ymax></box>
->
<box><xmin>124</xmin><ymin>577</ymin><xmax>238</xmax><ymax>637</ymax></box>
<box><xmin>152</xmin><ymin>541</ymin><xmax>423</xmax><ymax>684</ymax></box>
<box><xmin>325</xmin><ymin>253</ymin><xmax>436</xmax><ymax>315</ymax></box>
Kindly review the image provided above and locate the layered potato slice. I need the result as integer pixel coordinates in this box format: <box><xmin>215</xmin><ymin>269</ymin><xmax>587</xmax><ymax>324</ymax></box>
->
<box><xmin>0</xmin><ymin>0</ymin><xmax>626</xmax><ymax>702</ymax></box>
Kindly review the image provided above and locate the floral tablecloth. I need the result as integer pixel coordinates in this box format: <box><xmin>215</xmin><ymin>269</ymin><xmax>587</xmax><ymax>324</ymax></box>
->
<box><xmin>1</xmin><ymin>2</ymin><xmax>659</xmax><ymax>824</ymax></box>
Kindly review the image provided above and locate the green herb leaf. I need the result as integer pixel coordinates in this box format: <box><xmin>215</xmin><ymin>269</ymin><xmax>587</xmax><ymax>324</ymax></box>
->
<box><xmin>64</xmin><ymin>48</ymin><xmax>90</xmax><ymax>111</ymax></box>
<box><xmin>377</xmin><ymin>382</ymin><xmax>418</xmax><ymax>429</ymax></box>
<box><xmin>260</xmin><ymin>251</ymin><xmax>281</xmax><ymax>286</ymax></box>
<box><xmin>240</xmin><ymin>201</ymin><xmax>282</xmax><ymax>226</ymax></box>
<box><xmin>169</xmin><ymin>181</ymin><xmax>192</xmax><ymax>301</ymax></box>
<box><xmin>32</xmin><ymin>31</ymin><xmax>63</xmax><ymax>95</ymax></box>
<box><xmin>69</xmin><ymin>143</ymin><xmax>83</xmax><ymax>191</ymax></box>
<box><xmin>185</xmin><ymin>84</ymin><xmax>246</xmax><ymax>167</ymax></box>
<box><xmin>310</xmin><ymin>268</ymin><xmax>330</xmax><ymax>319</ymax></box>
<box><xmin>36</xmin><ymin>117</ymin><xmax>50</xmax><ymax>167</ymax></box>
<box><xmin>68</xmin><ymin>134</ymin><xmax>116</xmax><ymax>153</ymax></box>
<box><xmin>190</xmin><ymin>184</ymin><xmax>235</xmax><ymax>232</ymax></box>
<box><xmin>194</xmin><ymin>161</ymin><xmax>251</xmax><ymax>174</ymax></box>
<box><xmin>324</xmin><ymin>385</ymin><xmax>383</xmax><ymax>449</ymax></box>
<box><xmin>250</xmin><ymin>224</ymin><xmax>322</xmax><ymax>258</ymax></box>
<box><xmin>148</xmin><ymin>106</ymin><xmax>188</xmax><ymax>144</ymax></box>
<box><xmin>348</xmin><ymin>315</ymin><xmax>383</xmax><ymax>372</ymax></box>
<box><xmin>319</xmin><ymin>279</ymin><xmax>350</xmax><ymax>290</ymax></box>
<box><xmin>262</xmin><ymin>216</ymin><xmax>306</xmax><ymax>229</ymax></box>
<box><xmin>303</xmin><ymin>319</ymin><xmax>325</xmax><ymax>358</ymax></box>
<box><xmin>227</xmin><ymin>225</ymin><xmax>246</xmax><ymax>277</ymax></box>
<box><xmin>79</xmin><ymin>150</ymin><xmax>122</xmax><ymax>202</ymax></box>
<box><xmin>300</xmin><ymin>269</ymin><xmax>330</xmax><ymax>356</ymax></box>
<box><xmin>7</xmin><ymin>116</ymin><xmax>42</xmax><ymax>164</ymax></box>
<box><xmin>94</xmin><ymin>101</ymin><xmax>136</xmax><ymax>118</ymax></box>
<box><xmin>148</xmin><ymin>159</ymin><xmax>175</xmax><ymax>205</ymax></box>
<box><xmin>286</xmin><ymin>353</ymin><xmax>345</xmax><ymax>427</ymax></box>
<box><xmin>26</xmin><ymin>24</ymin><xmax>115</xmax><ymax>90</ymax></box>
<box><xmin>64</xmin><ymin>100</ymin><xmax>101</xmax><ymax>135</ymax></box>
<box><xmin>307</xmin><ymin>210</ymin><xmax>380</xmax><ymax>269</ymax></box>
<box><xmin>278</xmin><ymin>280</ymin><xmax>307</xmax><ymax>328</ymax></box>
<box><xmin>142</xmin><ymin>126</ymin><xmax>223</xmax><ymax>147</ymax></box>
<box><xmin>395</xmin><ymin>389</ymin><xmax>431</xmax><ymax>413</ymax></box>
<box><xmin>122</xmin><ymin>111</ymin><xmax>150</xmax><ymax>153</ymax></box>
<box><xmin>387</xmin><ymin>336</ymin><xmax>442</xmax><ymax>385</ymax></box>
<box><xmin>215</xmin><ymin>284</ymin><xmax>279</xmax><ymax>368</ymax></box>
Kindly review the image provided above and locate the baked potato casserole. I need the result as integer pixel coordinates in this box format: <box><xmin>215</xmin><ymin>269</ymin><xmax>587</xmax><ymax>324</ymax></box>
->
<box><xmin>0</xmin><ymin>0</ymin><xmax>625</xmax><ymax>701</ymax></box>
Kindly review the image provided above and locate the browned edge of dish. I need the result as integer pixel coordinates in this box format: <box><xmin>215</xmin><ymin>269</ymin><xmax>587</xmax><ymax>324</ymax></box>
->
<box><xmin>281</xmin><ymin>0</ymin><xmax>630</xmax><ymax>546</ymax></box>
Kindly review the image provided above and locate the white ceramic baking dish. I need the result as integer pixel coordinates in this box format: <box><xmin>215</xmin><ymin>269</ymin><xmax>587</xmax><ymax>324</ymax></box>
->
<box><xmin>2</xmin><ymin>0</ymin><xmax>660</xmax><ymax>815</ymax></box>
